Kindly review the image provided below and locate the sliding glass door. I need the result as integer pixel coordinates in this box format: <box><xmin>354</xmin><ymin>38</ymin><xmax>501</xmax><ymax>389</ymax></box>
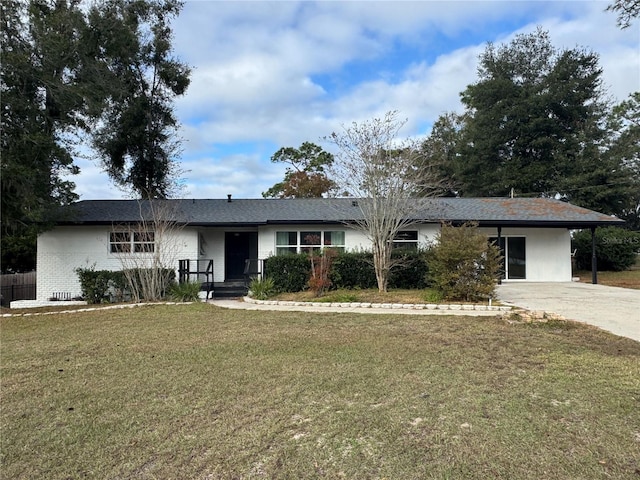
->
<box><xmin>490</xmin><ymin>236</ymin><xmax>526</xmax><ymax>280</ymax></box>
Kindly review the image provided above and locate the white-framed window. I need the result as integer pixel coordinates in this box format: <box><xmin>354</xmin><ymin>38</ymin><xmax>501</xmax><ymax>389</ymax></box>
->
<box><xmin>276</xmin><ymin>230</ymin><xmax>346</xmax><ymax>255</ymax></box>
<box><xmin>392</xmin><ymin>231</ymin><xmax>419</xmax><ymax>250</ymax></box>
<box><xmin>109</xmin><ymin>231</ymin><xmax>155</xmax><ymax>254</ymax></box>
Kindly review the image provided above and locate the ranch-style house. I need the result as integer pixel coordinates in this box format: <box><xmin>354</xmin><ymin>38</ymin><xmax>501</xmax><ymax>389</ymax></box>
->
<box><xmin>34</xmin><ymin>196</ymin><xmax>623</xmax><ymax>302</ymax></box>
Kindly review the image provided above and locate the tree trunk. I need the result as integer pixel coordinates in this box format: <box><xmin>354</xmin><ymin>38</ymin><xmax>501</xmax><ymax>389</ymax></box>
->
<box><xmin>373</xmin><ymin>240</ymin><xmax>390</xmax><ymax>292</ymax></box>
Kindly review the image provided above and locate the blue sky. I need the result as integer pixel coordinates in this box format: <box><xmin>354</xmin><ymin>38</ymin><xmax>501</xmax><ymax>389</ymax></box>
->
<box><xmin>72</xmin><ymin>0</ymin><xmax>640</xmax><ymax>200</ymax></box>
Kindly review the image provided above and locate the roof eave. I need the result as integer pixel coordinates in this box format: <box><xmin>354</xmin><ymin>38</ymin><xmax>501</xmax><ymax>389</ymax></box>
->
<box><xmin>55</xmin><ymin>218</ymin><xmax>625</xmax><ymax>229</ymax></box>
<box><xmin>471</xmin><ymin>219</ymin><xmax>625</xmax><ymax>228</ymax></box>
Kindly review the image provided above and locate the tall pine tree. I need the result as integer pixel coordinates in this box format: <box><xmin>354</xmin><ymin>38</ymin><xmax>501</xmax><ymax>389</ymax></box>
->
<box><xmin>452</xmin><ymin>29</ymin><xmax>631</xmax><ymax>216</ymax></box>
<box><xmin>605</xmin><ymin>92</ymin><xmax>640</xmax><ymax>228</ymax></box>
<box><xmin>90</xmin><ymin>0</ymin><xmax>190</xmax><ymax>198</ymax></box>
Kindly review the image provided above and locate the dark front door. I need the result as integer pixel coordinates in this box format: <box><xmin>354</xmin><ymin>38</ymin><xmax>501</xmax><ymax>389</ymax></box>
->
<box><xmin>225</xmin><ymin>232</ymin><xmax>257</xmax><ymax>280</ymax></box>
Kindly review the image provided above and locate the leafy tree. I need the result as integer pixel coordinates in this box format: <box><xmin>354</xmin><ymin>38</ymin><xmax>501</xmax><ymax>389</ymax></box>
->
<box><xmin>326</xmin><ymin>111</ymin><xmax>445</xmax><ymax>292</ymax></box>
<box><xmin>0</xmin><ymin>0</ymin><xmax>189</xmax><ymax>271</ymax></box>
<box><xmin>90</xmin><ymin>0</ymin><xmax>190</xmax><ymax>198</ymax></box>
<box><xmin>572</xmin><ymin>227</ymin><xmax>640</xmax><ymax>271</ymax></box>
<box><xmin>262</xmin><ymin>142</ymin><xmax>336</xmax><ymax>198</ymax></box>
<box><xmin>1</xmin><ymin>0</ymin><xmax>85</xmax><ymax>271</ymax></box>
<box><xmin>607</xmin><ymin>0</ymin><xmax>640</xmax><ymax>28</ymax></box>
<box><xmin>453</xmin><ymin>29</ymin><xmax>631</xmax><ymax>216</ymax></box>
<box><xmin>427</xmin><ymin>223</ymin><xmax>502</xmax><ymax>302</ymax></box>
<box><xmin>420</xmin><ymin>112</ymin><xmax>466</xmax><ymax>196</ymax></box>
<box><xmin>604</xmin><ymin>92</ymin><xmax>640</xmax><ymax>229</ymax></box>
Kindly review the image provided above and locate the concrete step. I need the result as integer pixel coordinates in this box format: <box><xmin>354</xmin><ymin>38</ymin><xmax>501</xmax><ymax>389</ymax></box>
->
<box><xmin>203</xmin><ymin>281</ymin><xmax>248</xmax><ymax>298</ymax></box>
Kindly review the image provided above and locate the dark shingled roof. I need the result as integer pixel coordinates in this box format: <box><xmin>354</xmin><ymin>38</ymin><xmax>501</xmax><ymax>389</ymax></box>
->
<box><xmin>58</xmin><ymin>197</ymin><xmax>623</xmax><ymax>228</ymax></box>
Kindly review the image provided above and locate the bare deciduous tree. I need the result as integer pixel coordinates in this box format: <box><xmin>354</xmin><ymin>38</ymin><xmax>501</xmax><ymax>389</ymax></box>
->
<box><xmin>114</xmin><ymin>199</ymin><xmax>185</xmax><ymax>302</ymax></box>
<box><xmin>326</xmin><ymin>111</ymin><xmax>444</xmax><ymax>292</ymax></box>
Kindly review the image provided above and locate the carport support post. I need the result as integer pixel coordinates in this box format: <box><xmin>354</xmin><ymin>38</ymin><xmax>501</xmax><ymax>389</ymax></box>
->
<box><xmin>497</xmin><ymin>226</ymin><xmax>503</xmax><ymax>284</ymax></box>
<box><xmin>591</xmin><ymin>227</ymin><xmax>598</xmax><ymax>285</ymax></box>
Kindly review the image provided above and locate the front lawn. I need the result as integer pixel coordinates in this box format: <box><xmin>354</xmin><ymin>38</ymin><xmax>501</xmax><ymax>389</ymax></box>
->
<box><xmin>1</xmin><ymin>303</ymin><xmax>639</xmax><ymax>479</ymax></box>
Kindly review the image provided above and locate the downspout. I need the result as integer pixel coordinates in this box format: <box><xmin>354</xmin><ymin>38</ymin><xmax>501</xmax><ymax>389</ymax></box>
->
<box><xmin>591</xmin><ymin>226</ymin><xmax>598</xmax><ymax>284</ymax></box>
<box><xmin>497</xmin><ymin>226</ymin><xmax>503</xmax><ymax>284</ymax></box>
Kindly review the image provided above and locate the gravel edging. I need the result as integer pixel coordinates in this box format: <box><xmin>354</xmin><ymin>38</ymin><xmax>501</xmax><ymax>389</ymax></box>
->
<box><xmin>2</xmin><ymin>299</ymin><xmax>512</xmax><ymax>319</ymax></box>
<box><xmin>243</xmin><ymin>296</ymin><xmax>511</xmax><ymax>312</ymax></box>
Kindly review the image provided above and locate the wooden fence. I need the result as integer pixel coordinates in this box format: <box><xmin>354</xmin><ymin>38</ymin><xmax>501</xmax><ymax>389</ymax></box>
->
<box><xmin>1</xmin><ymin>271</ymin><xmax>36</xmax><ymax>305</ymax></box>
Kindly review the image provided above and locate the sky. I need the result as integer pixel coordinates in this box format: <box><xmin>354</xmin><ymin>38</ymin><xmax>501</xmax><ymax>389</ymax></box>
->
<box><xmin>72</xmin><ymin>0</ymin><xmax>640</xmax><ymax>200</ymax></box>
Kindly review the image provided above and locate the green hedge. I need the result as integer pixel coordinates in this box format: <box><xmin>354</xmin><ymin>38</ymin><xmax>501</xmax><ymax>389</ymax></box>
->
<box><xmin>389</xmin><ymin>249</ymin><xmax>429</xmax><ymax>289</ymax></box>
<box><xmin>264</xmin><ymin>254</ymin><xmax>311</xmax><ymax>293</ymax></box>
<box><xmin>75</xmin><ymin>268</ymin><xmax>127</xmax><ymax>304</ymax></box>
<box><xmin>572</xmin><ymin>227</ymin><xmax>640</xmax><ymax>271</ymax></box>
<box><xmin>330</xmin><ymin>251</ymin><xmax>376</xmax><ymax>289</ymax></box>
<box><xmin>264</xmin><ymin>250</ymin><xmax>429</xmax><ymax>293</ymax></box>
<box><xmin>76</xmin><ymin>267</ymin><xmax>176</xmax><ymax>303</ymax></box>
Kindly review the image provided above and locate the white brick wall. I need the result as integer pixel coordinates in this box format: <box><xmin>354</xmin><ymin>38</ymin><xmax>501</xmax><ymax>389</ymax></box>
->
<box><xmin>37</xmin><ymin>224</ymin><xmax>573</xmax><ymax>300</ymax></box>
<box><xmin>36</xmin><ymin>226</ymin><xmax>198</xmax><ymax>301</ymax></box>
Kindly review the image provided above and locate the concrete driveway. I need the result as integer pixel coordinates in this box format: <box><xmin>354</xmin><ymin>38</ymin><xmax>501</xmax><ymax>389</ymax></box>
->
<box><xmin>497</xmin><ymin>282</ymin><xmax>640</xmax><ymax>342</ymax></box>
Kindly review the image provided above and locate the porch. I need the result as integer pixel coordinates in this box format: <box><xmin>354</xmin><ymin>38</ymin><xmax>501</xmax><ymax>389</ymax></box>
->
<box><xmin>178</xmin><ymin>258</ymin><xmax>264</xmax><ymax>299</ymax></box>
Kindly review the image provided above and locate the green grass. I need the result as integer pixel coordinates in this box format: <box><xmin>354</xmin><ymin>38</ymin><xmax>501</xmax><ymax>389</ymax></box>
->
<box><xmin>2</xmin><ymin>303</ymin><xmax>639</xmax><ymax>479</ymax></box>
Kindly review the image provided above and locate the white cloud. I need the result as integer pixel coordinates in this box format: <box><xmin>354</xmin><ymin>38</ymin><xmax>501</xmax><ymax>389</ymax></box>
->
<box><xmin>70</xmin><ymin>157</ymin><xmax>121</xmax><ymax>200</ymax></box>
<box><xmin>73</xmin><ymin>0</ymin><xmax>640</xmax><ymax>200</ymax></box>
<box><xmin>181</xmin><ymin>153</ymin><xmax>287</xmax><ymax>199</ymax></box>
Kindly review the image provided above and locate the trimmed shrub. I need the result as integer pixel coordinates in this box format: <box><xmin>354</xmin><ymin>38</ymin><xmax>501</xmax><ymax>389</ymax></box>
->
<box><xmin>331</xmin><ymin>250</ymin><xmax>427</xmax><ymax>290</ymax></box>
<box><xmin>264</xmin><ymin>250</ymin><xmax>429</xmax><ymax>293</ymax></box>
<box><xmin>427</xmin><ymin>223</ymin><xmax>502</xmax><ymax>302</ymax></box>
<box><xmin>388</xmin><ymin>249</ymin><xmax>429</xmax><ymax>289</ymax></box>
<box><xmin>330</xmin><ymin>251</ymin><xmax>377</xmax><ymax>289</ymax></box>
<box><xmin>76</xmin><ymin>267</ymin><xmax>177</xmax><ymax>304</ymax></box>
<box><xmin>264</xmin><ymin>254</ymin><xmax>310</xmax><ymax>293</ymax></box>
<box><xmin>572</xmin><ymin>227</ymin><xmax>640</xmax><ymax>271</ymax></box>
<box><xmin>423</xmin><ymin>289</ymin><xmax>443</xmax><ymax>303</ymax></box>
<box><xmin>76</xmin><ymin>267</ymin><xmax>126</xmax><ymax>304</ymax></box>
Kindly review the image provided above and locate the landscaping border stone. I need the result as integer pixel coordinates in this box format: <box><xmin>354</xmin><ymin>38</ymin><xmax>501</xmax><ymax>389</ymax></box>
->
<box><xmin>244</xmin><ymin>296</ymin><xmax>511</xmax><ymax>312</ymax></box>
